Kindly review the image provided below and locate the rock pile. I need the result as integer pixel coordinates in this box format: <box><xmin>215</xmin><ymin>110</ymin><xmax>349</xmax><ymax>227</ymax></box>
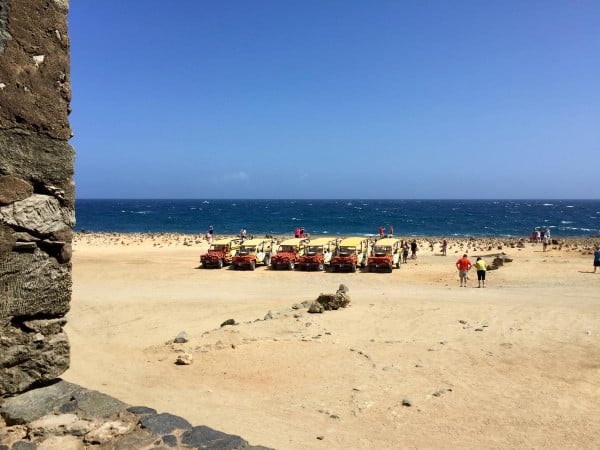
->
<box><xmin>308</xmin><ymin>285</ymin><xmax>351</xmax><ymax>314</ymax></box>
<box><xmin>0</xmin><ymin>380</ymin><xmax>272</xmax><ymax>449</ymax></box>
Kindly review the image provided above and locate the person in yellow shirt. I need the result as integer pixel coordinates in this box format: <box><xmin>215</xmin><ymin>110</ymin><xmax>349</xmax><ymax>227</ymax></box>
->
<box><xmin>475</xmin><ymin>257</ymin><xmax>487</xmax><ymax>288</ymax></box>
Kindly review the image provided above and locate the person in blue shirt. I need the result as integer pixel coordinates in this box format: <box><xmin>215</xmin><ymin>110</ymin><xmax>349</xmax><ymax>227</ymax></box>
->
<box><xmin>594</xmin><ymin>246</ymin><xmax>600</xmax><ymax>273</ymax></box>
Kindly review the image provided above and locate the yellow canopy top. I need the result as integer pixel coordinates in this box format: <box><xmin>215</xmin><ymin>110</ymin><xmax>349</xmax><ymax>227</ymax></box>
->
<box><xmin>240</xmin><ymin>238</ymin><xmax>272</xmax><ymax>247</ymax></box>
<box><xmin>338</xmin><ymin>237</ymin><xmax>366</xmax><ymax>248</ymax></box>
<box><xmin>374</xmin><ymin>238</ymin><xmax>401</xmax><ymax>247</ymax></box>
<box><xmin>307</xmin><ymin>237</ymin><xmax>337</xmax><ymax>246</ymax></box>
<box><xmin>212</xmin><ymin>237</ymin><xmax>242</xmax><ymax>246</ymax></box>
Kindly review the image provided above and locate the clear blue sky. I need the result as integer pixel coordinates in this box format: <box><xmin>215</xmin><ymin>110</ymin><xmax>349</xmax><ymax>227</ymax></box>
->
<box><xmin>69</xmin><ymin>0</ymin><xmax>600</xmax><ymax>199</ymax></box>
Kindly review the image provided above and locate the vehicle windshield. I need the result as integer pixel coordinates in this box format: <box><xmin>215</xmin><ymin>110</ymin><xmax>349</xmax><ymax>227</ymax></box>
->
<box><xmin>239</xmin><ymin>246</ymin><xmax>256</xmax><ymax>254</ymax></box>
<box><xmin>209</xmin><ymin>245</ymin><xmax>226</xmax><ymax>251</ymax></box>
<box><xmin>278</xmin><ymin>245</ymin><xmax>296</xmax><ymax>253</ymax></box>
<box><xmin>306</xmin><ymin>246</ymin><xmax>323</xmax><ymax>255</ymax></box>
<box><xmin>374</xmin><ymin>246</ymin><xmax>391</xmax><ymax>255</ymax></box>
<box><xmin>339</xmin><ymin>246</ymin><xmax>356</xmax><ymax>256</ymax></box>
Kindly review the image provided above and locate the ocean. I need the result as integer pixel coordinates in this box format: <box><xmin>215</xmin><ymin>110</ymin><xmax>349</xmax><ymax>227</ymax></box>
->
<box><xmin>74</xmin><ymin>199</ymin><xmax>600</xmax><ymax>238</ymax></box>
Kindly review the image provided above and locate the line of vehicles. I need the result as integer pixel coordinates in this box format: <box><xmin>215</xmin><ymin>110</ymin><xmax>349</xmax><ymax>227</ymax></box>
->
<box><xmin>199</xmin><ymin>235</ymin><xmax>404</xmax><ymax>273</ymax></box>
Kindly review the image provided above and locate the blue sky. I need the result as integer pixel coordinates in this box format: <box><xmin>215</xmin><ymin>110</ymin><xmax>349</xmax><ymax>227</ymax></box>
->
<box><xmin>69</xmin><ymin>1</ymin><xmax>600</xmax><ymax>199</ymax></box>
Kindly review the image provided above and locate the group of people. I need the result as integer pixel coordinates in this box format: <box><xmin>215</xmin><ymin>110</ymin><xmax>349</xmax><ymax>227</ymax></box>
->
<box><xmin>530</xmin><ymin>228</ymin><xmax>552</xmax><ymax>251</ymax></box>
<box><xmin>294</xmin><ymin>227</ymin><xmax>307</xmax><ymax>238</ymax></box>
<box><xmin>378</xmin><ymin>225</ymin><xmax>394</xmax><ymax>237</ymax></box>
<box><xmin>456</xmin><ymin>254</ymin><xmax>487</xmax><ymax>288</ymax></box>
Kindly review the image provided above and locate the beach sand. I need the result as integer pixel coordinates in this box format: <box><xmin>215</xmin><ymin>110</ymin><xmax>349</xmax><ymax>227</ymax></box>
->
<box><xmin>64</xmin><ymin>233</ymin><xmax>600</xmax><ymax>449</ymax></box>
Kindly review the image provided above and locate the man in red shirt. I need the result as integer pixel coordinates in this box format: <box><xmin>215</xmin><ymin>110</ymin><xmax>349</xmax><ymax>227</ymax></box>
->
<box><xmin>456</xmin><ymin>254</ymin><xmax>472</xmax><ymax>287</ymax></box>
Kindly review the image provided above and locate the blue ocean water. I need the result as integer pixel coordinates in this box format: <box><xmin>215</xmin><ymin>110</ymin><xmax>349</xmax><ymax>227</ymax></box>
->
<box><xmin>74</xmin><ymin>199</ymin><xmax>600</xmax><ymax>238</ymax></box>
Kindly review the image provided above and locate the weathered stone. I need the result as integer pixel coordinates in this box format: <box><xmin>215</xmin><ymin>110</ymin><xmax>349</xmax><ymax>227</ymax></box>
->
<box><xmin>0</xmin><ymin>0</ymin><xmax>71</xmax><ymax>139</ymax></box>
<box><xmin>181</xmin><ymin>426</ymin><xmax>248</xmax><ymax>450</ymax></box>
<box><xmin>113</xmin><ymin>429</ymin><xmax>157</xmax><ymax>450</ymax></box>
<box><xmin>37</xmin><ymin>435</ymin><xmax>84</xmax><ymax>450</ymax></box>
<box><xmin>175</xmin><ymin>353</ymin><xmax>193</xmax><ymax>365</ymax></box>
<box><xmin>72</xmin><ymin>390</ymin><xmax>129</xmax><ymax>419</ymax></box>
<box><xmin>220</xmin><ymin>318</ymin><xmax>236</xmax><ymax>327</ymax></box>
<box><xmin>139</xmin><ymin>413</ymin><xmax>192</xmax><ymax>435</ymax></box>
<box><xmin>173</xmin><ymin>331</ymin><xmax>188</xmax><ymax>343</ymax></box>
<box><xmin>0</xmin><ymin>130</ymin><xmax>74</xmax><ymax>187</ymax></box>
<box><xmin>0</xmin><ymin>194</ymin><xmax>74</xmax><ymax>236</ymax></box>
<box><xmin>83</xmin><ymin>420</ymin><xmax>135</xmax><ymax>444</ymax></box>
<box><xmin>0</xmin><ymin>319</ymin><xmax>69</xmax><ymax>396</ymax></box>
<box><xmin>28</xmin><ymin>413</ymin><xmax>79</xmax><ymax>437</ymax></box>
<box><xmin>0</xmin><ymin>248</ymin><xmax>71</xmax><ymax>317</ymax></box>
<box><xmin>0</xmin><ymin>175</ymin><xmax>33</xmax><ymax>205</ymax></box>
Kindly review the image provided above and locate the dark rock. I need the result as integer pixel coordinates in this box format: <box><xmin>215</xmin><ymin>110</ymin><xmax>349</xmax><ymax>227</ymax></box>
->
<box><xmin>402</xmin><ymin>398</ymin><xmax>412</xmax><ymax>407</ymax></box>
<box><xmin>11</xmin><ymin>442</ymin><xmax>36</xmax><ymax>450</ymax></box>
<box><xmin>113</xmin><ymin>429</ymin><xmax>157</xmax><ymax>450</ymax></box>
<box><xmin>220</xmin><ymin>319</ymin><xmax>236</xmax><ymax>327</ymax></box>
<box><xmin>174</xmin><ymin>331</ymin><xmax>189</xmax><ymax>343</ymax></box>
<box><xmin>126</xmin><ymin>406</ymin><xmax>157</xmax><ymax>416</ymax></box>
<box><xmin>307</xmin><ymin>302</ymin><xmax>324</xmax><ymax>314</ymax></box>
<box><xmin>162</xmin><ymin>434</ymin><xmax>178</xmax><ymax>447</ymax></box>
<box><xmin>139</xmin><ymin>413</ymin><xmax>192</xmax><ymax>435</ymax></box>
<box><xmin>181</xmin><ymin>425</ymin><xmax>248</xmax><ymax>450</ymax></box>
<box><xmin>73</xmin><ymin>389</ymin><xmax>129</xmax><ymax>419</ymax></box>
<box><xmin>0</xmin><ymin>380</ymin><xmax>82</xmax><ymax>424</ymax></box>
<box><xmin>58</xmin><ymin>400</ymin><xmax>78</xmax><ymax>414</ymax></box>
<box><xmin>315</xmin><ymin>291</ymin><xmax>350</xmax><ymax>310</ymax></box>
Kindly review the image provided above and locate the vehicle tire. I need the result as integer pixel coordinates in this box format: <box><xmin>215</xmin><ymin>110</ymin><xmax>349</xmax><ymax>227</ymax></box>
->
<box><xmin>264</xmin><ymin>256</ymin><xmax>270</xmax><ymax>267</ymax></box>
<box><xmin>318</xmin><ymin>263</ymin><xmax>324</xmax><ymax>271</ymax></box>
<box><xmin>396</xmin><ymin>261</ymin><xmax>400</xmax><ymax>269</ymax></box>
<box><xmin>289</xmin><ymin>261</ymin><xmax>295</xmax><ymax>270</ymax></box>
<box><xmin>351</xmin><ymin>264</ymin><xmax>357</xmax><ymax>273</ymax></box>
<box><xmin>388</xmin><ymin>264</ymin><xmax>393</xmax><ymax>273</ymax></box>
<box><xmin>232</xmin><ymin>264</ymin><xmax>237</xmax><ymax>270</ymax></box>
<box><xmin>250</xmin><ymin>261</ymin><xmax>256</xmax><ymax>271</ymax></box>
<box><xmin>367</xmin><ymin>266</ymin><xmax>372</xmax><ymax>272</ymax></box>
<box><xmin>218</xmin><ymin>259</ymin><xmax>224</xmax><ymax>269</ymax></box>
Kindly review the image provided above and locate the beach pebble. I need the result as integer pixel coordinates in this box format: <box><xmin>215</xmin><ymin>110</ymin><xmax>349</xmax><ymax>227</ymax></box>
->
<box><xmin>402</xmin><ymin>398</ymin><xmax>412</xmax><ymax>407</ymax></box>
<box><xmin>220</xmin><ymin>319</ymin><xmax>235</xmax><ymax>327</ymax></box>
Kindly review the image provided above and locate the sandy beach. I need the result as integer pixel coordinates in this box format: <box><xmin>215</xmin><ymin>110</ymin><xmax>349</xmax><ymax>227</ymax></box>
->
<box><xmin>64</xmin><ymin>233</ymin><xmax>600</xmax><ymax>449</ymax></box>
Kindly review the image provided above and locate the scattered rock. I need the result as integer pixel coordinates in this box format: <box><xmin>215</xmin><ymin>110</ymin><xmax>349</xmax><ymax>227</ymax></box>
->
<box><xmin>402</xmin><ymin>398</ymin><xmax>412</xmax><ymax>407</ymax></box>
<box><xmin>220</xmin><ymin>319</ymin><xmax>236</xmax><ymax>327</ymax></box>
<box><xmin>338</xmin><ymin>283</ymin><xmax>349</xmax><ymax>293</ymax></box>
<box><xmin>175</xmin><ymin>353</ymin><xmax>193</xmax><ymax>365</ymax></box>
<box><xmin>173</xmin><ymin>331</ymin><xmax>188</xmax><ymax>343</ymax></box>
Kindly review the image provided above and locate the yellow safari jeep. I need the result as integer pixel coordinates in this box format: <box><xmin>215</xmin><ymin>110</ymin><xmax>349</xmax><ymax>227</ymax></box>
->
<box><xmin>200</xmin><ymin>237</ymin><xmax>242</xmax><ymax>269</ymax></box>
<box><xmin>270</xmin><ymin>237</ymin><xmax>307</xmax><ymax>270</ymax></box>
<box><xmin>367</xmin><ymin>237</ymin><xmax>402</xmax><ymax>272</ymax></box>
<box><xmin>231</xmin><ymin>238</ymin><xmax>276</xmax><ymax>270</ymax></box>
<box><xmin>329</xmin><ymin>237</ymin><xmax>370</xmax><ymax>272</ymax></box>
<box><xmin>296</xmin><ymin>237</ymin><xmax>338</xmax><ymax>271</ymax></box>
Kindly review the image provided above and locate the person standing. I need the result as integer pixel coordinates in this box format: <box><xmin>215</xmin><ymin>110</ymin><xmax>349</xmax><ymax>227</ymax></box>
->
<box><xmin>542</xmin><ymin>234</ymin><xmax>549</xmax><ymax>252</ymax></box>
<box><xmin>594</xmin><ymin>246</ymin><xmax>600</xmax><ymax>273</ymax></box>
<box><xmin>389</xmin><ymin>225</ymin><xmax>394</xmax><ymax>236</ymax></box>
<box><xmin>410</xmin><ymin>240</ymin><xmax>418</xmax><ymax>259</ymax></box>
<box><xmin>207</xmin><ymin>225</ymin><xmax>214</xmax><ymax>243</ymax></box>
<box><xmin>441</xmin><ymin>238</ymin><xmax>448</xmax><ymax>256</ymax></box>
<box><xmin>378</xmin><ymin>226</ymin><xmax>384</xmax><ymax>238</ymax></box>
<box><xmin>456</xmin><ymin>254</ymin><xmax>472</xmax><ymax>287</ymax></box>
<box><xmin>402</xmin><ymin>241</ymin><xmax>409</xmax><ymax>263</ymax></box>
<box><xmin>475</xmin><ymin>256</ymin><xmax>487</xmax><ymax>288</ymax></box>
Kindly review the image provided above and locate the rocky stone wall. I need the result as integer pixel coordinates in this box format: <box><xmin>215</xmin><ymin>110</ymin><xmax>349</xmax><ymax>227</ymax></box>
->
<box><xmin>0</xmin><ymin>0</ymin><xmax>74</xmax><ymax>396</ymax></box>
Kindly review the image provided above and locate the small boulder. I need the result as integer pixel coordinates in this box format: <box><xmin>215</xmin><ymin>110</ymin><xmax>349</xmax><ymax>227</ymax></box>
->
<box><xmin>220</xmin><ymin>319</ymin><xmax>236</xmax><ymax>327</ymax></box>
<box><xmin>175</xmin><ymin>353</ymin><xmax>193</xmax><ymax>365</ymax></box>
<box><xmin>174</xmin><ymin>331</ymin><xmax>188</xmax><ymax>343</ymax></box>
